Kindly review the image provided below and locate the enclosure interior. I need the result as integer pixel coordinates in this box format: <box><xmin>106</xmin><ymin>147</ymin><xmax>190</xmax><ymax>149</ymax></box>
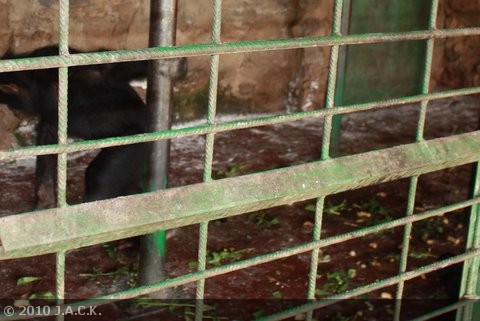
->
<box><xmin>0</xmin><ymin>1</ymin><xmax>479</xmax><ymax>321</ymax></box>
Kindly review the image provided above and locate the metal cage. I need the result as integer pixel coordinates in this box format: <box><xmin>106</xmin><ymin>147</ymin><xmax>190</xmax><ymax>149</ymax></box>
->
<box><xmin>0</xmin><ymin>0</ymin><xmax>479</xmax><ymax>320</ymax></box>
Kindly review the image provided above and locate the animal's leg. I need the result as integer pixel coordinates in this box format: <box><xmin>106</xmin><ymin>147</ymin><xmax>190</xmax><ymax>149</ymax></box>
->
<box><xmin>35</xmin><ymin>121</ymin><xmax>58</xmax><ymax>209</ymax></box>
<box><xmin>84</xmin><ymin>143</ymin><xmax>146</xmax><ymax>202</ymax></box>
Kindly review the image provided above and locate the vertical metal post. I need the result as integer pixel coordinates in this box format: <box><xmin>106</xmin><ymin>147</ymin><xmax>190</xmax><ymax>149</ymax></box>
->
<box><xmin>139</xmin><ymin>0</ymin><xmax>177</xmax><ymax>289</ymax></box>
<box><xmin>306</xmin><ymin>1</ymin><xmax>344</xmax><ymax>320</ymax></box>
<box><xmin>56</xmin><ymin>0</ymin><xmax>70</xmax><ymax>319</ymax></box>
<box><xmin>329</xmin><ymin>0</ymin><xmax>351</xmax><ymax>157</ymax></box>
<box><xmin>194</xmin><ymin>2</ymin><xmax>223</xmax><ymax>320</ymax></box>
<box><xmin>394</xmin><ymin>2</ymin><xmax>438</xmax><ymax>320</ymax></box>
<box><xmin>459</xmin><ymin>161</ymin><xmax>480</xmax><ymax>320</ymax></box>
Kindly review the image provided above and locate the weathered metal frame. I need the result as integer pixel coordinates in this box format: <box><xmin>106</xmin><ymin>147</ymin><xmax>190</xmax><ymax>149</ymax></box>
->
<box><xmin>0</xmin><ymin>0</ymin><xmax>479</xmax><ymax>320</ymax></box>
<box><xmin>138</xmin><ymin>0</ymin><xmax>177</xmax><ymax>290</ymax></box>
<box><xmin>0</xmin><ymin>130</ymin><xmax>478</xmax><ymax>258</ymax></box>
<box><xmin>1</xmin><ymin>28</ymin><xmax>480</xmax><ymax>73</ymax></box>
<box><xmin>1</xmin><ymin>85</ymin><xmax>480</xmax><ymax>161</ymax></box>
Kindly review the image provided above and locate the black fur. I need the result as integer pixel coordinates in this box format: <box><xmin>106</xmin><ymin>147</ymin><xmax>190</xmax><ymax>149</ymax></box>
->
<box><xmin>0</xmin><ymin>45</ymin><xmax>148</xmax><ymax>208</ymax></box>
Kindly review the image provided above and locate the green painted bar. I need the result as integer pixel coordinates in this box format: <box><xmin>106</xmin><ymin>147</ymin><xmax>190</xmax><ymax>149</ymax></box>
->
<box><xmin>409</xmin><ymin>301</ymin><xmax>473</xmax><ymax>321</ymax></box>
<box><xmin>393</xmin><ymin>2</ymin><xmax>439</xmax><ymax>320</ymax></box>
<box><xmin>305</xmin><ymin>197</ymin><xmax>325</xmax><ymax>301</ymax></box>
<box><xmin>195</xmin><ymin>0</ymin><xmax>223</xmax><ymax>319</ymax></box>
<box><xmin>0</xmin><ymin>28</ymin><xmax>480</xmax><ymax>73</ymax></box>
<box><xmin>257</xmin><ymin>252</ymin><xmax>480</xmax><ymax>321</ymax></box>
<box><xmin>1</xmin><ymin>197</ymin><xmax>478</xmax><ymax>320</ymax></box>
<box><xmin>56</xmin><ymin>67</ymin><xmax>69</xmax><ymax>208</ymax></box>
<box><xmin>55</xmin><ymin>3</ymin><xmax>70</xmax><ymax>320</ymax></box>
<box><xmin>394</xmin><ymin>176</ymin><xmax>419</xmax><ymax>319</ymax></box>
<box><xmin>460</xmin><ymin>161</ymin><xmax>480</xmax><ymax>320</ymax></box>
<box><xmin>1</xmin><ymin>86</ymin><xmax>480</xmax><ymax>162</ymax></box>
<box><xmin>46</xmin><ymin>199</ymin><xmax>480</xmax><ymax>304</ymax></box>
<box><xmin>0</xmin><ymin>131</ymin><xmax>479</xmax><ymax>259</ymax></box>
<box><xmin>2</xmin><ymin>238</ymin><xmax>478</xmax><ymax>321</ymax></box>
<box><xmin>327</xmin><ymin>0</ymin><xmax>350</xmax><ymax>157</ymax></box>
<box><xmin>306</xmin><ymin>1</ymin><xmax>344</xmax><ymax>320</ymax></box>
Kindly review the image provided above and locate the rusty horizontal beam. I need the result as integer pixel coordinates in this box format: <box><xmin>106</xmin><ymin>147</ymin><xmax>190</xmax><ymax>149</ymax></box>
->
<box><xmin>0</xmin><ymin>131</ymin><xmax>479</xmax><ymax>259</ymax></box>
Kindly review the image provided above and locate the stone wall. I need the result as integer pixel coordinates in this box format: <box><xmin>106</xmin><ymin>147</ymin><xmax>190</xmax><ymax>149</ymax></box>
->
<box><xmin>432</xmin><ymin>0</ymin><xmax>480</xmax><ymax>89</ymax></box>
<box><xmin>0</xmin><ymin>0</ymin><xmax>334</xmax><ymax>115</ymax></box>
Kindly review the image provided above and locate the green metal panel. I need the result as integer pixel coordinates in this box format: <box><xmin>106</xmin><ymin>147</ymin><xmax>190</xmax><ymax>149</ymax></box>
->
<box><xmin>337</xmin><ymin>0</ymin><xmax>431</xmax><ymax>105</ymax></box>
<box><xmin>331</xmin><ymin>0</ymin><xmax>431</xmax><ymax>156</ymax></box>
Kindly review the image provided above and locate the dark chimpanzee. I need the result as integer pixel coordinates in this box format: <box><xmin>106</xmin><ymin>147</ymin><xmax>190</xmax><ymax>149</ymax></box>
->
<box><xmin>0</xmin><ymin>46</ymin><xmax>158</xmax><ymax>209</ymax></box>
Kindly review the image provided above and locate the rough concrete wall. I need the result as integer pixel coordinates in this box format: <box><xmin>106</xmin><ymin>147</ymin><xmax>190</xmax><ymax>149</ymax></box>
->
<box><xmin>214</xmin><ymin>0</ymin><xmax>333</xmax><ymax>112</ymax></box>
<box><xmin>176</xmin><ymin>0</ymin><xmax>334</xmax><ymax>113</ymax></box>
<box><xmin>0</xmin><ymin>0</ymin><xmax>333</xmax><ymax>113</ymax></box>
<box><xmin>0</xmin><ymin>0</ymin><xmax>150</xmax><ymax>52</ymax></box>
<box><xmin>432</xmin><ymin>0</ymin><xmax>480</xmax><ymax>90</ymax></box>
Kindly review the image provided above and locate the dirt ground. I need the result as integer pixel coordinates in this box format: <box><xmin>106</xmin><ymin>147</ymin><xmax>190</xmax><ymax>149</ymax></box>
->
<box><xmin>0</xmin><ymin>94</ymin><xmax>479</xmax><ymax>320</ymax></box>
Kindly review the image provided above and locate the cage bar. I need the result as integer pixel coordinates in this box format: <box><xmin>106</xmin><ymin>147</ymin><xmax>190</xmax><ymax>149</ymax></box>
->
<box><xmin>1</xmin><ymin>131</ymin><xmax>479</xmax><ymax>259</ymax></box>
<box><xmin>305</xmin><ymin>197</ymin><xmax>325</xmax><ymax>321</ymax></box>
<box><xmin>55</xmin><ymin>2</ymin><xmax>70</xmax><ymax>320</ymax></box>
<box><xmin>409</xmin><ymin>300</ymin><xmax>474</xmax><ymax>321</ymax></box>
<box><xmin>1</xmin><ymin>28</ymin><xmax>480</xmax><ymax>74</ymax></box>
<box><xmin>138</xmin><ymin>0</ymin><xmax>178</xmax><ymax>291</ymax></box>
<box><xmin>2</xmin><ymin>197</ymin><xmax>479</xmax><ymax>321</ymax></box>
<box><xmin>306</xmin><ymin>1</ymin><xmax>345</xmax><ymax>320</ymax></box>
<box><xmin>2</xmin><ymin>245</ymin><xmax>478</xmax><ymax>321</ymax></box>
<box><xmin>195</xmin><ymin>1</ymin><xmax>223</xmax><ymax>320</ymax></box>
<box><xmin>2</xmin><ymin>85</ymin><xmax>480</xmax><ymax>162</ymax></box>
<box><xmin>256</xmin><ymin>252</ymin><xmax>480</xmax><ymax>321</ymax></box>
<box><xmin>459</xmin><ymin>162</ymin><xmax>480</xmax><ymax>320</ymax></box>
<box><xmin>394</xmin><ymin>1</ymin><xmax>440</xmax><ymax>320</ymax></box>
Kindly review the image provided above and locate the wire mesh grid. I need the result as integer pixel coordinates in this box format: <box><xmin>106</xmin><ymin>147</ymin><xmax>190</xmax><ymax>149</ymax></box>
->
<box><xmin>0</xmin><ymin>0</ymin><xmax>479</xmax><ymax>320</ymax></box>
